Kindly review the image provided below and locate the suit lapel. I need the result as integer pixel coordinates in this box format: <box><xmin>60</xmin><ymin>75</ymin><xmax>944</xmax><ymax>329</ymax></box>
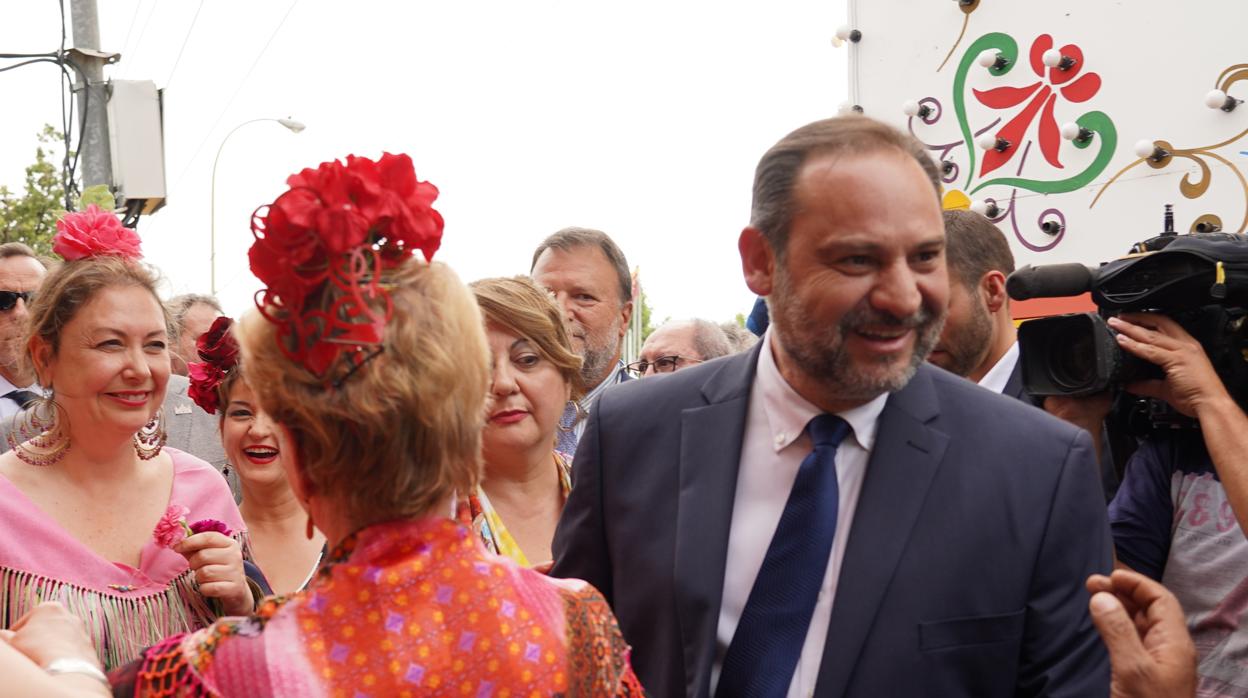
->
<box><xmin>1002</xmin><ymin>360</ymin><xmax>1026</xmax><ymax>401</ymax></box>
<box><xmin>675</xmin><ymin>347</ymin><xmax>759</xmax><ymax>698</ymax></box>
<box><xmin>813</xmin><ymin>366</ymin><xmax>950</xmax><ymax>697</ymax></box>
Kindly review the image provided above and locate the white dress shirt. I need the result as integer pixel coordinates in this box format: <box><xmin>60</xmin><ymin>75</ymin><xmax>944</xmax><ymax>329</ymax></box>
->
<box><xmin>0</xmin><ymin>374</ymin><xmax>39</xmax><ymax>420</ymax></box>
<box><xmin>977</xmin><ymin>341</ymin><xmax>1019</xmax><ymax>395</ymax></box>
<box><xmin>712</xmin><ymin>329</ymin><xmax>888</xmax><ymax>697</ymax></box>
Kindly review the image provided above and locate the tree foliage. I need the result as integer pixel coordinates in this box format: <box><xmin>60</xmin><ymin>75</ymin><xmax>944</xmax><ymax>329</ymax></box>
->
<box><xmin>0</xmin><ymin>125</ymin><xmax>68</xmax><ymax>256</ymax></box>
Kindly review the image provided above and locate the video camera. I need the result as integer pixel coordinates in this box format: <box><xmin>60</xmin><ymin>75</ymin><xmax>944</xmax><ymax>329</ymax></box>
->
<box><xmin>1006</xmin><ymin>213</ymin><xmax>1248</xmax><ymax>429</ymax></box>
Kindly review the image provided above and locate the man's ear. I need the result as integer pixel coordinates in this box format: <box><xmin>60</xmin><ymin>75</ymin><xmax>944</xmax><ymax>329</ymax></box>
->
<box><xmin>740</xmin><ymin>227</ymin><xmax>776</xmax><ymax>297</ymax></box>
<box><xmin>981</xmin><ymin>270</ymin><xmax>1009</xmax><ymax>314</ymax></box>
<box><xmin>617</xmin><ymin>300</ymin><xmax>633</xmax><ymax>340</ymax></box>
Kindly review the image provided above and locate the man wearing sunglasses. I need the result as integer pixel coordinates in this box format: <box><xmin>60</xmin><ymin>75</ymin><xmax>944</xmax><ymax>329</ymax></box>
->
<box><xmin>629</xmin><ymin>319</ymin><xmax>733</xmax><ymax>377</ymax></box>
<box><xmin>0</xmin><ymin>244</ymin><xmax>47</xmax><ymax>417</ymax></box>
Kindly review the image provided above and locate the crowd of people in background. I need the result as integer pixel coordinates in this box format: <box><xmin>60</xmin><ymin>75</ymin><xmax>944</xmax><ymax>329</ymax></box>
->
<box><xmin>0</xmin><ymin>113</ymin><xmax>1235</xmax><ymax>696</ymax></box>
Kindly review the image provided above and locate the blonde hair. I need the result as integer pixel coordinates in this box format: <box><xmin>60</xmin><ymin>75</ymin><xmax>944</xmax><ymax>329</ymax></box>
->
<box><xmin>237</xmin><ymin>260</ymin><xmax>490</xmax><ymax>527</ymax></box>
<box><xmin>470</xmin><ymin>276</ymin><xmax>586</xmax><ymax>402</ymax></box>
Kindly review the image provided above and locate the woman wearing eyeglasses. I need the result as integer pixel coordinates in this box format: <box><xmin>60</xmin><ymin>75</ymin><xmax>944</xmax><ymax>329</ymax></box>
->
<box><xmin>461</xmin><ymin>276</ymin><xmax>585</xmax><ymax>570</ymax></box>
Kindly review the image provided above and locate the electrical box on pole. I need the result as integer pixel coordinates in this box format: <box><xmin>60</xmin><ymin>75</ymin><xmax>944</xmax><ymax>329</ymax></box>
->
<box><xmin>106</xmin><ymin>80</ymin><xmax>167</xmax><ymax>215</ymax></box>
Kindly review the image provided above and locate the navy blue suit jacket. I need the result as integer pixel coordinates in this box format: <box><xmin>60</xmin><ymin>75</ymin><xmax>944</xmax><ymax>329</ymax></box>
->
<box><xmin>552</xmin><ymin>343</ymin><xmax>1112</xmax><ymax>697</ymax></box>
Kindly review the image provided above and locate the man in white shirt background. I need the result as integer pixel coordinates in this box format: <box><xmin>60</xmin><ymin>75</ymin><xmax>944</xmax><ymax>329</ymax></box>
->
<box><xmin>0</xmin><ymin>244</ymin><xmax>47</xmax><ymax>418</ymax></box>
<box><xmin>927</xmin><ymin>209</ymin><xmax>1024</xmax><ymax>398</ymax></box>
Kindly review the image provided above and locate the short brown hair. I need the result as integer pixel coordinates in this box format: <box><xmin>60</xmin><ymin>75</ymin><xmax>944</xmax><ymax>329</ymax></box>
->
<box><xmin>751</xmin><ymin>116</ymin><xmax>941</xmax><ymax>258</ymax></box>
<box><xmin>530</xmin><ymin>227</ymin><xmax>632</xmax><ymax>304</ymax></box>
<box><xmin>943</xmin><ymin>209</ymin><xmax>1015</xmax><ymax>289</ymax></box>
<box><xmin>0</xmin><ymin>242</ymin><xmax>54</xmax><ymax>271</ymax></box>
<box><xmin>470</xmin><ymin>276</ymin><xmax>586</xmax><ymax>402</ymax></box>
<box><xmin>26</xmin><ymin>256</ymin><xmax>167</xmax><ymax>365</ymax></box>
<box><xmin>237</xmin><ymin>260</ymin><xmax>489</xmax><ymax>527</ymax></box>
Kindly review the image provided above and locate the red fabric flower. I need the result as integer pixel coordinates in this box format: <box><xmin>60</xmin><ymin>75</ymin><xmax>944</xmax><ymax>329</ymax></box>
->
<box><xmin>187</xmin><ymin>361</ymin><xmax>225</xmax><ymax>414</ymax></box>
<box><xmin>197</xmin><ymin>316</ymin><xmax>239</xmax><ymax>366</ymax></box>
<box><xmin>973</xmin><ymin>34</ymin><xmax>1102</xmax><ymax>176</ymax></box>
<box><xmin>153</xmin><ymin>505</ymin><xmax>190</xmax><ymax>548</ymax></box>
<box><xmin>187</xmin><ymin>316</ymin><xmax>238</xmax><ymax>415</ymax></box>
<box><xmin>53</xmin><ymin>204</ymin><xmax>143</xmax><ymax>261</ymax></box>
<box><xmin>189</xmin><ymin>519</ymin><xmax>232</xmax><ymax>537</ymax></box>
<box><xmin>249</xmin><ymin>153</ymin><xmax>443</xmax><ymax>382</ymax></box>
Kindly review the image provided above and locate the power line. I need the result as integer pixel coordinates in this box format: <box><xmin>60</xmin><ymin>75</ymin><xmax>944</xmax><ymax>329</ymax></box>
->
<box><xmin>117</xmin><ymin>0</ymin><xmax>144</xmax><ymax>64</ymax></box>
<box><xmin>122</xmin><ymin>0</ymin><xmax>159</xmax><ymax>79</ymax></box>
<box><xmin>164</xmin><ymin>0</ymin><xmax>205</xmax><ymax>89</ymax></box>
<box><xmin>158</xmin><ymin>0</ymin><xmax>300</xmax><ymax>217</ymax></box>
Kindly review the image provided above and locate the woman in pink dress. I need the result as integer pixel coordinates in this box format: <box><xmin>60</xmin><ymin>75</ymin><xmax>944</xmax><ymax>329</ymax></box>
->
<box><xmin>0</xmin><ymin>208</ymin><xmax>252</xmax><ymax>670</ymax></box>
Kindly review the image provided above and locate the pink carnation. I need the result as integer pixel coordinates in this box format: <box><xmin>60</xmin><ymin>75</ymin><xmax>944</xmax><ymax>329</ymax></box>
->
<box><xmin>53</xmin><ymin>204</ymin><xmax>143</xmax><ymax>261</ymax></box>
<box><xmin>189</xmin><ymin>519</ymin><xmax>231</xmax><ymax>537</ymax></box>
<box><xmin>153</xmin><ymin>505</ymin><xmax>190</xmax><ymax>548</ymax></box>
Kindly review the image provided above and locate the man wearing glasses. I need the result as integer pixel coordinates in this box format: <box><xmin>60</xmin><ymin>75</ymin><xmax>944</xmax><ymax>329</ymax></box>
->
<box><xmin>0</xmin><ymin>244</ymin><xmax>47</xmax><ymax>417</ymax></box>
<box><xmin>629</xmin><ymin>319</ymin><xmax>733</xmax><ymax>377</ymax></box>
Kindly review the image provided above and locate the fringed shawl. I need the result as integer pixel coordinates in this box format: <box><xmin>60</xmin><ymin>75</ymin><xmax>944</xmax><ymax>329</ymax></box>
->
<box><xmin>0</xmin><ymin>448</ymin><xmax>246</xmax><ymax>670</ymax></box>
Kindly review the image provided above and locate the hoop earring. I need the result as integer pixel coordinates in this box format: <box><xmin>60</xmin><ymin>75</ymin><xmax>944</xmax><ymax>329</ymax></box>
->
<box><xmin>7</xmin><ymin>389</ymin><xmax>70</xmax><ymax>467</ymax></box>
<box><xmin>555</xmin><ymin>400</ymin><xmax>586</xmax><ymax>432</ymax></box>
<box><xmin>134</xmin><ymin>410</ymin><xmax>167</xmax><ymax>460</ymax></box>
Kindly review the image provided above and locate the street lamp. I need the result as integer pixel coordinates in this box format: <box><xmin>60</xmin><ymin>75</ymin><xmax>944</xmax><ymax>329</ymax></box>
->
<box><xmin>209</xmin><ymin>117</ymin><xmax>306</xmax><ymax>294</ymax></box>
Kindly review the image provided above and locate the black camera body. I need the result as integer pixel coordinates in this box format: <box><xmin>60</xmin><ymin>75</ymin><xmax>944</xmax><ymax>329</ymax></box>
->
<box><xmin>1007</xmin><ymin>232</ymin><xmax>1248</xmax><ymax>426</ymax></box>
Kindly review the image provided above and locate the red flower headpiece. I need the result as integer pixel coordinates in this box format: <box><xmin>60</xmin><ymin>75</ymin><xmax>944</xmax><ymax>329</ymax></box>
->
<box><xmin>187</xmin><ymin>316</ymin><xmax>239</xmax><ymax>414</ymax></box>
<box><xmin>53</xmin><ymin>204</ymin><xmax>143</xmax><ymax>261</ymax></box>
<box><xmin>248</xmin><ymin>153</ymin><xmax>443</xmax><ymax>384</ymax></box>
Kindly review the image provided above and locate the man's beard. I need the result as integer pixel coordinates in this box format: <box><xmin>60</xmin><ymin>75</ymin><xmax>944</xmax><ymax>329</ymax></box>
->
<box><xmin>769</xmin><ymin>270</ymin><xmax>945</xmax><ymax>403</ymax></box>
<box><xmin>575</xmin><ymin>316</ymin><xmax>624</xmax><ymax>389</ymax></box>
<box><xmin>939</xmin><ymin>295</ymin><xmax>994</xmax><ymax>379</ymax></box>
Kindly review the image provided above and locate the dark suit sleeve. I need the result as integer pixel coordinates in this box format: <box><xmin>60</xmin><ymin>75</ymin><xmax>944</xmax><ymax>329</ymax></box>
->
<box><xmin>550</xmin><ymin>398</ymin><xmax>613</xmax><ymax>603</ymax></box>
<box><xmin>1017</xmin><ymin>429</ymin><xmax>1112</xmax><ymax>698</ymax></box>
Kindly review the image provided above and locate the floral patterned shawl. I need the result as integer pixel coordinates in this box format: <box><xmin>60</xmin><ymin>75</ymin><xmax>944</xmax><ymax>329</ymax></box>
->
<box><xmin>112</xmin><ymin>516</ymin><xmax>643</xmax><ymax>697</ymax></box>
<box><xmin>458</xmin><ymin>450</ymin><xmax>573</xmax><ymax>566</ymax></box>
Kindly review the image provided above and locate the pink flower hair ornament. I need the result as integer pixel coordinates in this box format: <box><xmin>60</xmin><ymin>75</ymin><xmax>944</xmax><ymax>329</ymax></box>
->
<box><xmin>53</xmin><ymin>204</ymin><xmax>143</xmax><ymax>261</ymax></box>
<box><xmin>248</xmin><ymin>153</ymin><xmax>443</xmax><ymax>386</ymax></box>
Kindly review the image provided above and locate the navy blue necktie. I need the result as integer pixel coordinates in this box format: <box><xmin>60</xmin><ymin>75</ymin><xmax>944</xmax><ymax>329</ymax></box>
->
<box><xmin>716</xmin><ymin>414</ymin><xmax>852</xmax><ymax>698</ymax></box>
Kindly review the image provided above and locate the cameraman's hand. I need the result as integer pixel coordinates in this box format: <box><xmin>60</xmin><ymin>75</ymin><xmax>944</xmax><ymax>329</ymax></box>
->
<box><xmin>1044</xmin><ymin>392</ymin><xmax>1113</xmax><ymax>440</ymax></box>
<box><xmin>1109</xmin><ymin>313</ymin><xmax>1231</xmax><ymax>418</ymax></box>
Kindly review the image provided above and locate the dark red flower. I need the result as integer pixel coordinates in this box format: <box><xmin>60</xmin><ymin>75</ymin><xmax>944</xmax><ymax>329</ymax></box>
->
<box><xmin>187</xmin><ymin>361</ymin><xmax>225</xmax><ymax>414</ymax></box>
<box><xmin>53</xmin><ymin>205</ymin><xmax>143</xmax><ymax>261</ymax></box>
<box><xmin>197</xmin><ymin>316</ymin><xmax>239</xmax><ymax>366</ymax></box>
<box><xmin>189</xmin><ymin>519</ymin><xmax>232</xmax><ymax>537</ymax></box>
<box><xmin>973</xmin><ymin>34</ymin><xmax>1102</xmax><ymax>176</ymax></box>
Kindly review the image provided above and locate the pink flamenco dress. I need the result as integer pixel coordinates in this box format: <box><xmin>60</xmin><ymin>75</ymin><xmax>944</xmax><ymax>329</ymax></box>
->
<box><xmin>0</xmin><ymin>448</ymin><xmax>248</xmax><ymax>670</ymax></box>
<box><xmin>110</xmin><ymin>516</ymin><xmax>644</xmax><ymax>697</ymax></box>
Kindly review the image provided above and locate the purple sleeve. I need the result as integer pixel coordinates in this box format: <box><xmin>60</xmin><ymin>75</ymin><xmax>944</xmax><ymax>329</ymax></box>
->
<box><xmin>1107</xmin><ymin>439</ymin><xmax>1174</xmax><ymax>580</ymax></box>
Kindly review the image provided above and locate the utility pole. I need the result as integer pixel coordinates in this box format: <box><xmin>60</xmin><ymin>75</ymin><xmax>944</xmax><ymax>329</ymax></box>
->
<box><xmin>69</xmin><ymin>0</ymin><xmax>113</xmax><ymax>193</ymax></box>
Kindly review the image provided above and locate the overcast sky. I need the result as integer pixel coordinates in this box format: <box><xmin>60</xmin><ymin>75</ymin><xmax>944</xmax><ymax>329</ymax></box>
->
<box><xmin>1</xmin><ymin>1</ymin><xmax>848</xmax><ymax>324</ymax></box>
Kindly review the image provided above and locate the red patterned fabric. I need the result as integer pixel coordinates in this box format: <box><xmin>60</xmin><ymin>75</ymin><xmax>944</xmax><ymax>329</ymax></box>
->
<box><xmin>113</xmin><ymin>517</ymin><xmax>642</xmax><ymax>697</ymax></box>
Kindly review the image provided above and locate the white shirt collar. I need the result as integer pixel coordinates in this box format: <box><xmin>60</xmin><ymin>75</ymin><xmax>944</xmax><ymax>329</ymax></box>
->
<box><xmin>0</xmin><ymin>373</ymin><xmax>37</xmax><ymax>397</ymax></box>
<box><xmin>756</xmin><ymin>328</ymin><xmax>888</xmax><ymax>454</ymax></box>
<box><xmin>977</xmin><ymin>341</ymin><xmax>1020</xmax><ymax>395</ymax></box>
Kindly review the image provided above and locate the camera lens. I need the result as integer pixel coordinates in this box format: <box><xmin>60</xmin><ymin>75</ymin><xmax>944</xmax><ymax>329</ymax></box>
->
<box><xmin>1049</xmin><ymin>326</ymin><xmax>1097</xmax><ymax>391</ymax></box>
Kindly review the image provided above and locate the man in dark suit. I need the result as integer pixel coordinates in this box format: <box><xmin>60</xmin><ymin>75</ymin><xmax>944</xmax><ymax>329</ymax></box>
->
<box><xmin>927</xmin><ymin>209</ymin><xmax>1027</xmax><ymax>401</ymax></box>
<box><xmin>552</xmin><ymin>116</ymin><xmax>1113</xmax><ymax>696</ymax></box>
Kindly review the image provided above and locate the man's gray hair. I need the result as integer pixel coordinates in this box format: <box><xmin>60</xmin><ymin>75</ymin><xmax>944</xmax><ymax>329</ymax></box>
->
<box><xmin>689</xmin><ymin>319</ymin><xmax>732</xmax><ymax>361</ymax></box>
<box><xmin>751</xmin><ymin>116</ymin><xmax>942</xmax><ymax>260</ymax></box>
<box><xmin>166</xmin><ymin>293</ymin><xmax>223</xmax><ymax>340</ymax></box>
<box><xmin>0</xmin><ymin>242</ymin><xmax>51</xmax><ymax>270</ymax></box>
<box><xmin>530</xmin><ymin>227</ymin><xmax>632</xmax><ymax>304</ymax></box>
